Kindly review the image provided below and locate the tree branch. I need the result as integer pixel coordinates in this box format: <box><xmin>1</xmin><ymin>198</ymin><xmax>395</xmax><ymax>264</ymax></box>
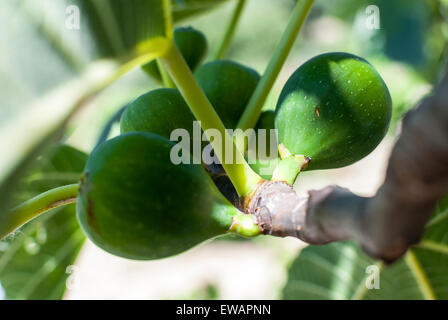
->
<box><xmin>246</xmin><ymin>72</ymin><xmax>448</xmax><ymax>263</ymax></box>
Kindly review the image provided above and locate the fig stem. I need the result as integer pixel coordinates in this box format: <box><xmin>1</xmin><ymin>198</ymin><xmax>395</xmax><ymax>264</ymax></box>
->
<box><xmin>160</xmin><ymin>41</ymin><xmax>263</xmax><ymax>197</ymax></box>
<box><xmin>95</xmin><ymin>105</ymin><xmax>128</xmax><ymax>149</ymax></box>
<box><xmin>156</xmin><ymin>59</ymin><xmax>176</xmax><ymax>88</ymax></box>
<box><xmin>214</xmin><ymin>0</ymin><xmax>247</xmax><ymax>60</ymax></box>
<box><xmin>278</xmin><ymin>143</ymin><xmax>292</xmax><ymax>160</ymax></box>
<box><xmin>272</xmin><ymin>155</ymin><xmax>309</xmax><ymax>185</ymax></box>
<box><xmin>0</xmin><ymin>184</ymin><xmax>79</xmax><ymax>240</ymax></box>
<box><xmin>235</xmin><ymin>0</ymin><xmax>314</xmax><ymax>133</ymax></box>
<box><xmin>228</xmin><ymin>213</ymin><xmax>261</xmax><ymax>237</ymax></box>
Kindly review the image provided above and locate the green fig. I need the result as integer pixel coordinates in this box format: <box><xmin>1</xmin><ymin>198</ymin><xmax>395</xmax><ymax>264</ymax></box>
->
<box><xmin>173</xmin><ymin>27</ymin><xmax>207</xmax><ymax>71</ymax></box>
<box><xmin>120</xmin><ymin>88</ymin><xmax>196</xmax><ymax>139</ymax></box>
<box><xmin>77</xmin><ymin>132</ymin><xmax>241</xmax><ymax>260</ymax></box>
<box><xmin>194</xmin><ymin>60</ymin><xmax>261</xmax><ymax>129</ymax></box>
<box><xmin>142</xmin><ymin>27</ymin><xmax>207</xmax><ymax>81</ymax></box>
<box><xmin>275</xmin><ymin>52</ymin><xmax>392</xmax><ymax>170</ymax></box>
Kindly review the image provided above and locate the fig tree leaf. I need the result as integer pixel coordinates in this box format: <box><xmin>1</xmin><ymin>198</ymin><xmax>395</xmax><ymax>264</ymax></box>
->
<box><xmin>283</xmin><ymin>194</ymin><xmax>448</xmax><ymax>300</ymax></box>
<box><xmin>0</xmin><ymin>145</ymin><xmax>87</xmax><ymax>300</ymax></box>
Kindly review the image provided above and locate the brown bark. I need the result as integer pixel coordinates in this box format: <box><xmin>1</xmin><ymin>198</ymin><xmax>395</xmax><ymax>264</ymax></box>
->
<box><xmin>246</xmin><ymin>72</ymin><xmax>448</xmax><ymax>263</ymax></box>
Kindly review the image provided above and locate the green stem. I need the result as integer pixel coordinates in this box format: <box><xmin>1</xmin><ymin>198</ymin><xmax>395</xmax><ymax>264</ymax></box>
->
<box><xmin>1</xmin><ymin>184</ymin><xmax>79</xmax><ymax>240</ymax></box>
<box><xmin>236</xmin><ymin>0</ymin><xmax>314</xmax><ymax>132</ymax></box>
<box><xmin>156</xmin><ymin>59</ymin><xmax>176</xmax><ymax>88</ymax></box>
<box><xmin>214</xmin><ymin>0</ymin><xmax>247</xmax><ymax>60</ymax></box>
<box><xmin>228</xmin><ymin>213</ymin><xmax>260</xmax><ymax>237</ymax></box>
<box><xmin>160</xmin><ymin>41</ymin><xmax>262</xmax><ymax>196</ymax></box>
<box><xmin>272</xmin><ymin>155</ymin><xmax>309</xmax><ymax>185</ymax></box>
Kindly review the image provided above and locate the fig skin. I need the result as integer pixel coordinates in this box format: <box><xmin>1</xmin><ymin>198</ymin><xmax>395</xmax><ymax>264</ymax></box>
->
<box><xmin>275</xmin><ymin>52</ymin><xmax>392</xmax><ymax>170</ymax></box>
<box><xmin>120</xmin><ymin>88</ymin><xmax>196</xmax><ymax>139</ymax></box>
<box><xmin>77</xmin><ymin>132</ymin><xmax>239</xmax><ymax>260</ymax></box>
<box><xmin>173</xmin><ymin>27</ymin><xmax>207</xmax><ymax>72</ymax></box>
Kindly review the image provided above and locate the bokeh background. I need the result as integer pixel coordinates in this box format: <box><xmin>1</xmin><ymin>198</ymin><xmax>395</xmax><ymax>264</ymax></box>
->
<box><xmin>0</xmin><ymin>0</ymin><xmax>447</xmax><ymax>299</ymax></box>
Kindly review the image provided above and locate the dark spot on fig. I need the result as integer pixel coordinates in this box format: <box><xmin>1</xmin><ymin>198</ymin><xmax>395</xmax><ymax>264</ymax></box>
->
<box><xmin>86</xmin><ymin>197</ymin><xmax>98</xmax><ymax>233</ymax></box>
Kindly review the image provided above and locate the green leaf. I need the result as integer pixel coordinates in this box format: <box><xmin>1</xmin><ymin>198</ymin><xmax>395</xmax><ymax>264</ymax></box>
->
<box><xmin>0</xmin><ymin>145</ymin><xmax>87</xmax><ymax>300</ymax></box>
<box><xmin>74</xmin><ymin>0</ymin><xmax>171</xmax><ymax>59</ymax></box>
<box><xmin>420</xmin><ymin>195</ymin><xmax>448</xmax><ymax>252</ymax></box>
<box><xmin>1</xmin><ymin>0</ymin><xmax>171</xmax><ymax>111</ymax></box>
<box><xmin>283</xmin><ymin>194</ymin><xmax>448</xmax><ymax>300</ymax></box>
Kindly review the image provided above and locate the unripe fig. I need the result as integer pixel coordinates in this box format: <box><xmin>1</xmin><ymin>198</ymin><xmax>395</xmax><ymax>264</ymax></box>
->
<box><xmin>77</xmin><ymin>132</ymin><xmax>241</xmax><ymax>260</ymax></box>
<box><xmin>142</xmin><ymin>27</ymin><xmax>207</xmax><ymax>80</ymax></box>
<box><xmin>275</xmin><ymin>52</ymin><xmax>392</xmax><ymax>170</ymax></box>
<box><xmin>120</xmin><ymin>88</ymin><xmax>195</xmax><ymax>139</ymax></box>
<box><xmin>173</xmin><ymin>27</ymin><xmax>207</xmax><ymax>71</ymax></box>
<box><xmin>195</xmin><ymin>60</ymin><xmax>261</xmax><ymax>129</ymax></box>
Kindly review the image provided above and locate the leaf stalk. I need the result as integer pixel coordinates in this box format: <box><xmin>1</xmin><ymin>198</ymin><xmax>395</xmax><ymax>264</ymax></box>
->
<box><xmin>236</xmin><ymin>0</ymin><xmax>314</xmax><ymax>133</ymax></box>
<box><xmin>1</xmin><ymin>184</ymin><xmax>79</xmax><ymax>239</ymax></box>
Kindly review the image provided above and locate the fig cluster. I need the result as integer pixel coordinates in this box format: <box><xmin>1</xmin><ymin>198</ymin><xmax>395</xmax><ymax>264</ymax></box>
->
<box><xmin>77</xmin><ymin>27</ymin><xmax>392</xmax><ymax>260</ymax></box>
